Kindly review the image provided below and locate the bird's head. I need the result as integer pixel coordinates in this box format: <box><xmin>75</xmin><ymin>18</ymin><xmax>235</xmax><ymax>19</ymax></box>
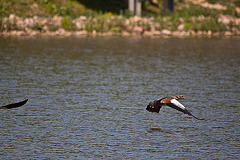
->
<box><xmin>175</xmin><ymin>95</ymin><xmax>186</xmax><ymax>100</ymax></box>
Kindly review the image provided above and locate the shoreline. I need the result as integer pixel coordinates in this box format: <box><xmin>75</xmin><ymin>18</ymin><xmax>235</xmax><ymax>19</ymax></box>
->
<box><xmin>1</xmin><ymin>14</ymin><xmax>240</xmax><ymax>38</ymax></box>
<box><xmin>1</xmin><ymin>29</ymin><xmax>239</xmax><ymax>38</ymax></box>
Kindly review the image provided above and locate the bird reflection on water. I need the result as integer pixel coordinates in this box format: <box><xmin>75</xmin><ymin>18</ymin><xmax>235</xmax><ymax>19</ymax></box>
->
<box><xmin>148</xmin><ymin>128</ymin><xmax>175</xmax><ymax>134</ymax></box>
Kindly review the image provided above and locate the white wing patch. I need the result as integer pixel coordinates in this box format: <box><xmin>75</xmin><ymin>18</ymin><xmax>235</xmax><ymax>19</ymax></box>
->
<box><xmin>170</xmin><ymin>99</ymin><xmax>186</xmax><ymax>110</ymax></box>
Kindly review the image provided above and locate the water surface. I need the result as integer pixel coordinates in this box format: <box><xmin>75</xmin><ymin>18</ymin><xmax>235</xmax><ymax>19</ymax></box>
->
<box><xmin>0</xmin><ymin>37</ymin><xmax>239</xmax><ymax>159</ymax></box>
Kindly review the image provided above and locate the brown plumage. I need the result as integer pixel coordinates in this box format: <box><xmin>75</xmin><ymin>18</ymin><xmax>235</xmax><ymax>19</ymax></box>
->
<box><xmin>146</xmin><ymin>95</ymin><xmax>204</xmax><ymax>120</ymax></box>
<box><xmin>0</xmin><ymin>99</ymin><xmax>28</xmax><ymax>109</ymax></box>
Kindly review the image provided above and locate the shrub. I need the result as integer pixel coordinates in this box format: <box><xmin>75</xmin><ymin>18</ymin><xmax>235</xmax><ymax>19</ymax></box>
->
<box><xmin>110</xmin><ymin>27</ymin><xmax>121</xmax><ymax>32</ymax></box>
<box><xmin>48</xmin><ymin>24</ymin><xmax>59</xmax><ymax>32</ymax></box>
<box><xmin>184</xmin><ymin>22</ymin><xmax>192</xmax><ymax>30</ymax></box>
<box><xmin>61</xmin><ymin>16</ymin><xmax>74</xmax><ymax>30</ymax></box>
<box><xmin>85</xmin><ymin>20</ymin><xmax>94</xmax><ymax>31</ymax></box>
<box><xmin>192</xmin><ymin>18</ymin><xmax>225</xmax><ymax>32</ymax></box>
<box><xmin>32</xmin><ymin>20</ymin><xmax>42</xmax><ymax>31</ymax></box>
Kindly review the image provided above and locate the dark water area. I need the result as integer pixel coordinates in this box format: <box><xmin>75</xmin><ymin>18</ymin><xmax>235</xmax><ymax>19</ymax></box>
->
<box><xmin>0</xmin><ymin>37</ymin><xmax>239</xmax><ymax>159</ymax></box>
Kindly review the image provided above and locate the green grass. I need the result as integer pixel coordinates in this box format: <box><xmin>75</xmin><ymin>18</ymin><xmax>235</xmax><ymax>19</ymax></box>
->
<box><xmin>0</xmin><ymin>0</ymin><xmax>239</xmax><ymax>33</ymax></box>
<box><xmin>186</xmin><ymin>18</ymin><xmax>225</xmax><ymax>32</ymax></box>
<box><xmin>206</xmin><ymin>0</ymin><xmax>240</xmax><ymax>8</ymax></box>
<box><xmin>1</xmin><ymin>0</ymin><xmax>238</xmax><ymax>18</ymax></box>
<box><xmin>0</xmin><ymin>0</ymin><xmax>128</xmax><ymax>18</ymax></box>
<box><xmin>1</xmin><ymin>0</ymin><xmax>239</xmax><ymax>18</ymax></box>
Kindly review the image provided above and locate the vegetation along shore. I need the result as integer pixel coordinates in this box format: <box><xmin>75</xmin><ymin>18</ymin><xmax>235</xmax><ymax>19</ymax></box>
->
<box><xmin>1</xmin><ymin>0</ymin><xmax>240</xmax><ymax>37</ymax></box>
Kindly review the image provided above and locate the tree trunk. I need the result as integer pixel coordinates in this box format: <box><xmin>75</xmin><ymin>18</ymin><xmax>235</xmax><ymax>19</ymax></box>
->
<box><xmin>163</xmin><ymin>0</ymin><xmax>174</xmax><ymax>16</ymax></box>
<box><xmin>128</xmin><ymin>0</ymin><xmax>142</xmax><ymax>16</ymax></box>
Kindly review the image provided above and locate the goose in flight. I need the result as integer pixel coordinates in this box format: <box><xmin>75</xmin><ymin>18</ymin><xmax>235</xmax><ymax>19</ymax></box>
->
<box><xmin>146</xmin><ymin>95</ymin><xmax>204</xmax><ymax>120</ymax></box>
<box><xmin>0</xmin><ymin>99</ymin><xmax>28</xmax><ymax>109</ymax></box>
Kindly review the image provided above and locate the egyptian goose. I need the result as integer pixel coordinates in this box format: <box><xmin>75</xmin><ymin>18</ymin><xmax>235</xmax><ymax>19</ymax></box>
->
<box><xmin>146</xmin><ymin>95</ymin><xmax>204</xmax><ymax>120</ymax></box>
<box><xmin>0</xmin><ymin>99</ymin><xmax>28</xmax><ymax>109</ymax></box>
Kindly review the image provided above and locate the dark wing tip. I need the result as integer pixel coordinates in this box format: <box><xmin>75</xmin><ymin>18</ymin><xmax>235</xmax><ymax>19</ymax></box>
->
<box><xmin>23</xmin><ymin>99</ymin><xmax>28</xmax><ymax>103</ymax></box>
<box><xmin>190</xmin><ymin>114</ymin><xmax>205</xmax><ymax>120</ymax></box>
<box><xmin>1</xmin><ymin>99</ymin><xmax>28</xmax><ymax>109</ymax></box>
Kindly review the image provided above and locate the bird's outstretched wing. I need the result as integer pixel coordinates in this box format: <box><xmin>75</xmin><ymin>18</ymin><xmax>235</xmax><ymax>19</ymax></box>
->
<box><xmin>165</xmin><ymin>99</ymin><xmax>204</xmax><ymax>120</ymax></box>
<box><xmin>0</xmin><ymin>99</ymin><xmax>28</xmax><ymax>109</ymax></box>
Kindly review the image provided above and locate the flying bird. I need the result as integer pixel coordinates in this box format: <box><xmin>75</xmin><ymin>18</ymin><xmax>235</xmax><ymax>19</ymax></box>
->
<box><xmin>0</xmin><ymin>99</ymin><xmax>28</xmax><ymax>109</ymax></box>
<box><xmin>146</xmin><ymin>95</ymin><xmax>204</xmax><ymax>120</ymax></box>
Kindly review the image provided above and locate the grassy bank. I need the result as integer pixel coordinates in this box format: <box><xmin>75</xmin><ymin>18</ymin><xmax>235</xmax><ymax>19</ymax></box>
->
<box><xmin>1</xmin><ymin>0</ymin><xmax>240</xmax><ymax>36</ymax></box>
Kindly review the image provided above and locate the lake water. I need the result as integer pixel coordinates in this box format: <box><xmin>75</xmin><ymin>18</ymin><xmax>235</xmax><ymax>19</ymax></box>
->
<box><xmin>0</xmin><ymin>37</ymin><xmax>239</xmax><ymax>159</ymax></box>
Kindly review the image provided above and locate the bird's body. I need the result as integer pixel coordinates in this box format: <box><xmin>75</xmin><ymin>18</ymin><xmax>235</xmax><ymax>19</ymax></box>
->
<box><xmin>146</xmin><ymin>95</ymin><xmax>204</xmax><ymax>120</ymax></box>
